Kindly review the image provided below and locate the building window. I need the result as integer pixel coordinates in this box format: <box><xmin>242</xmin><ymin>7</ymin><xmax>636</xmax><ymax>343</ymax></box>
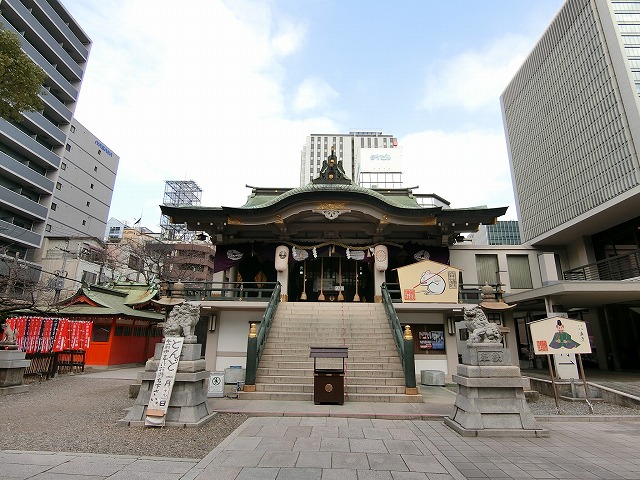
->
<box><xmin>56</xmin><ymin>182</ymin><xmax>62</xmax><ymax>190</ymax></box>
<box><xmin>92</xmin><ymin>325</ymin><xmax>111</xmax><ymax>342</ymax></box>
<box><xmin>60</xmin><ymin>162</ymin><xmax>66</xmax><ymax>170</ymax></box>
<box><xmin>408</xmin><ymin>324</ymin><xmax>446</xmax><ymax>355</ymax></box>
<box><xmin>65</xmin><ymin>144</ymin><xmax>71</xmax><ymax>151</ymax></box>
<box><xmin>507</xmin><ymin>255</ymin><xmax>533</xmax><ymax>289</ymax></box>
<box><xmin>81</xmin><ymin>270</ymin><xmax>97</xmax><ymax>285</ymax></box>
<box><xmin>70</xmin><ymin>125</ymin><xmax>75</xmax><ymax>133</ymax></box>
<box><xmin>51</xmin><ymin>202</ymin><xmax>56</xmax><ymax>211</ymax></box>
<box><xmin>45</xmin><ymin>224</ymin><xmax>51</xmax><ymax>232</ymax></box>
<box><xmin>475</xmin><ymin>254</ymin><xmax>499</xmax><ymax>285</ymax></box>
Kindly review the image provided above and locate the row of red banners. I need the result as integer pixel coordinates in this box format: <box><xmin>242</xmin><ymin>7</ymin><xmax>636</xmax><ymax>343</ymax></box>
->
<box><xmin>6</xmin><ymin>317</ymin><xmax>92</xmax><ymax>354</ymax></box>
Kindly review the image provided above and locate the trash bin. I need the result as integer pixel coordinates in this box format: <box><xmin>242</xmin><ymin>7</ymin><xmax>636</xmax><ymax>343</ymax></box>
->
<box><xmin>310</xmin><ymin>346</ymin><xmax>348</xmax><ymax>405</ymax></box>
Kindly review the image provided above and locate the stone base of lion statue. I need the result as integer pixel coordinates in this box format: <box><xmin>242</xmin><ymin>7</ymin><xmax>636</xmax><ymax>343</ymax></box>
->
<box><xmin>0</xmin><ymin>348</ymin><xmax>31</xmax><ymax>395</ymax></box>
<box><xmin>444</xmin><ymin>307</ymin><xmax>548</xmax><ymax>438</ymax></box>
<box><xmin>119</xmin><ymin>341</ymin><xmax>214</xmax><ymax>428</ymax></box>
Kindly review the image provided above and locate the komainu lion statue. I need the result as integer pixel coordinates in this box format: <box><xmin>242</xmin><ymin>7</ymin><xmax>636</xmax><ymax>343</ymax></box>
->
<box><xmin>464</xmin><ymin>306</ymin><xmax>502</xmax><ymax>345</ymax></box>
<box><xmin>163</xmin><ymin>302</ymin><xmax>200</xmax><ymax>343</ymax></box>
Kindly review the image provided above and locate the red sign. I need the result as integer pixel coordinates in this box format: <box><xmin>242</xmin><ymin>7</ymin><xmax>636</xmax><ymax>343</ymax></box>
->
<box><xmin>404</xmin><ymin>289</ymin><xmax>416</xmax><ymax>301</ymax></box>
<box><xmin>537</xmin><ymin>340</ymin><xmax>549</xmax><ymax>352</ymax></box>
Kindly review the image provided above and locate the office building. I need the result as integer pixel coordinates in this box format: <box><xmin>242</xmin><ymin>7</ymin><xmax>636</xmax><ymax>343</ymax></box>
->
<box><xmin>501</xmin><ymin>0</ymin><xmax>640</xmax><ymax>370</ymax></box>
<box><xmin>299</xmin><ymin>131</ymin><xmax>397</xmax><ymax>186</ymax></box>
<box><xmin>47</xmin><ymin>118</ymin><xmax>118</xmax><ymax>239</ymax></box>
<box><xmin>471</xmin><ymin>221</ymin><xmax>522</xmax><ymax>245</ymax></box>
<box><xmin>0</xmin><ymin>0</ymin><xmax>91</xmax><ymax>261</ymax></box>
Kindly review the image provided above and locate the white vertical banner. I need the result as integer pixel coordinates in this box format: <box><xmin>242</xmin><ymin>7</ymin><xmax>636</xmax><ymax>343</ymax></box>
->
<box><xmin>145</xmin><ymin>336</ymin><xmax>184</xmax><ymax>427</ymax></box>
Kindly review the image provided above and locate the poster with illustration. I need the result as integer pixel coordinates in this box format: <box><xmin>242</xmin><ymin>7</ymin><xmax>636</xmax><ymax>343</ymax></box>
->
<box><xmin>418</xmin><ymin>330</ymin><xmax>445</xmax><ymax>350</ymax></box>
<box><xmin>396</xmin><ymin>260</ymin><xmax>460</xmax><ymax>303</ymax></box>
<box><xmin>529</xmin><ymin>316</ymin><xmax>592</xmax><ymax>355</ymax></box>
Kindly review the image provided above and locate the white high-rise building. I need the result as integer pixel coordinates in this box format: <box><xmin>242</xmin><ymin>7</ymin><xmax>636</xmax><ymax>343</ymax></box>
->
<box><xmin>299</xmin><ymin>131</ymin><xmax>397</xmax><ymax>186</ymax></box>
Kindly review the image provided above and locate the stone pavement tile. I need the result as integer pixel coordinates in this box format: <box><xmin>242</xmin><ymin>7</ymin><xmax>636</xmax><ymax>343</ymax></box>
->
<box><xmin>107</xmin><ymin>472</ymin><xmax>189</xmax><ymax>480</ymax></box>
<box><xmin>363</xmin><ymin>427</ymin><xmax>394</xmax><ymax>440</ymax></box>
<box><xmin>285</xmin><ymin>425</ymin><xmax>313</xmax><ymax>438</ymax></box>
<box><xmin>1</xmin><ymin>463</ymin><xmax>54</xmax><ymax>479</ymax></box>
<box><xmin>238</xmin><ymin>424</ymin><xmax>264</xmax><ymax>436</ymax></box>
<box><xmin>258</xmin><ymin>451</ymin><xmax>299</xmax><ymax>468</ymax></box>
<box><xmin>275</xmin><ymin>467</ymin><xmax>322</xmax><ymax>479</ymax></box>
<box><xmin>235</xmin><ymin>466</ymin><xmax>279</xmax><ymax>479</ymax></box>
<box><xmin>296</xmin><ymin>450</ymin><xmax>331</xmax><ymax>468</ymax></box>
<box><xmin>220</xmin><ymin>450</ymin><xmax>264</xmax><ymax>467</ymax></box>
<box><xmin>276</xmin><ymin>417</ymin><xmax>303</xmax><ymax>426</ymax></box>
<box><xmin>401</xmin><ymin>455</ymin><xmax>447</xmax><ymax>474</ymax></box>
<box><xmin>0</xmin><ymin>451</ymin><xmax>78</xmax><ymax>466</ymax></box>
<box><xmin>258</xmin><ymin>436</ymin><xmax>297</xmax><ymax>451</ymax></box>
<box><xmin>331</xmin><ymin>452</ymin><xmax>370</xmax><ymax>470</ymax></box>
<box><xmin>249</xmin><ymin>417</ymin><xmax>281</xmax><ymax>426</ymax></box>
<box><xmin>226</xmin><ymin>436</ymin><xmax>263</xmax><ymax>450</ymax></box>
<box><xmin>320</xmin><ymin>437</ymin><xmax>350</xmax><ymax>452</ymax></box>
<box><xmin>357</xmin><ymin>469</ymin><xmax>392</xmax><ymax>479</ymax></box>
<box><xmin>371</xmin><ymin>419</ymin><xmax>399</xmax><ymax>429</ymax></box>
<box><xmin>524</xmin><ymin>471</ymin><xmax>557</xmax><ymax>479</ymax></box>
<box><xmin>292</xmin><ymin>437</ymin><xmax>321</xmax><ymax>451</ymax></box>
<box><xmin>258</xmin><ymin>425</ymin><xmax>290</xmax><ymax>438</ymax></box>
<box><xmin>198</xmin><ymin>450</ymin><xmax>231</xmax><ymax>467</ymax></box>
<box><xmin>300</xmin><ymin>417</ymin><xmax>327</xmax><ymax>426</ymax></box>
<box><xmin>456</xmin><ymin>470</ymin><xmax>487</xmax><ymax>479</ymax></box>
<box><xmin>383</xmin><ymin>439</ymin><xmax>422</xmax><ymax>455</ymax></box>
<box><xmin>29</xmin><ymin>474</ymin><xmax>105</xmax><ymax>480</ymax></box>
<box><xmin>476</xmin><ymin>469</ymin><xmax>510</xmax><ymax>479</ymax></box>
<box><xmin>367</xmin><ymin>453</ymin><xmax>408</xmax><ymax>471</ymax></box>
<box><xmin>339</xmin><ymin>427</ymin><xmax>365</xmax><ymax>438</ymax></box>
<box><xmin>424</xmin><ymin>474</ymin><xmax>456</xmax><ymax>480</ymax></box>
<box><xmin>46</xmin><ymin>461</ymin><xmax>124</xmax><ymax>477</ymax></box>
<box><xmin>325</xmin><ymin>417</ymin><xmax>349</xmax><ymax>427</ymax></box>
<box><xmin>322</xmin><ymin>468</ymin><xmax>358</xmax><ymax>480</ymax></box>
<box><xmin>387</xmin><ymin>472</ymin><xmax>429</xmax><ymax>479</ymax></box>
<box><xmin>349</xmin><ymin>438</ymin><xmax>388</xmax><ymax>453</ymax></box>
<box><xmin>346</xmin><ymin>418</ymin><xmax>374</xmax><ymax>428</ymax></box>
<box><xmin>193</xmin><ymin>465</ymin><xmax>241</xmax><ymax>480</ymax></box>
<box><xmin>311</xmin><ymin>425</ymin><xmax>340</xmax><ymax>437</ymax></box>
<box><xmin>120</xmin><ymin>459</ymin><xmax>196</xmax><ymax>474</ymax></box>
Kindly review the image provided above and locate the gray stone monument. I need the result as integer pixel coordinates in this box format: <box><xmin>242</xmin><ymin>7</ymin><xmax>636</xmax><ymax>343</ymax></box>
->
<box><xmin>0</xmin><ymin>322</ymin><xmax>31</xmax><ymax>395</ymax></box>
<box><xmin>119</xmin><ymin>302</ymin><xmax>215</xmax><ymax>427</ymax></box>
<box><xmin>444</xmin><ymin>306</ymin><xmax>548</xmax><ymax>437</ymax></box>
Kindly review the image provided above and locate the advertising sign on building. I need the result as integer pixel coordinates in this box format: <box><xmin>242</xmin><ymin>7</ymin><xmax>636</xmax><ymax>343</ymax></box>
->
<box><xmin>396</xmin><ymin>260</ymin><xmax>460</xmax><ymax>303</ymax></box>
<box><xmin>529</xmin><ymin>317</ymin><xmax>591</xmax><ymax>355</ymax></box>
<box><xmin>358</xmin><ymin>148</ymin><xmax>402</xmax><ymax>172</ymax></box>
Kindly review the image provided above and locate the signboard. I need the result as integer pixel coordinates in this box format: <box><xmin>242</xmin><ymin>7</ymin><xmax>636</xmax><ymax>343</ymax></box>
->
<box><xmin>529</xmin><ymin>317</ymin><xmax>591</xmax><ymax>355</ymax></box>
<box><xmin>208</xmin><ymin>371</ymin><xmax>225</xmax><ymax>398</ymax></box>
<box><xmin>358</xmin><ymin>147</ymin><xmax>403</xmax><ymax>172</ymax></box>
<box><xmin>396</xmin><ymin>259</ymin><xmax>460</xmax><ymax>303</ymax></box>
<box><xmin>145</xmin><ymin>336</ymin><xmax>184</xmax><ymax>427</ymax></box>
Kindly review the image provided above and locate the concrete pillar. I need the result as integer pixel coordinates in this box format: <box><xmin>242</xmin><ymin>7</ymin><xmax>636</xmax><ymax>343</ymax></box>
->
<box><xmin>373</xmin><ymin>244</ymin><xmax>388</xmax><ymax>303</ymax></box>
<box><xmin>538</xmin><ymin>252</ymin><xmax>559</xmax><ymax>285</ymax></box>
<box><xmin>226</xmin><ymin>266</ymin><xmax>238</xmax><ymax>298</ymax></box>
<box><xmin>275</xmin><ymin>245</ymin><xmax>289</xmax><ymax>301</ymax></box>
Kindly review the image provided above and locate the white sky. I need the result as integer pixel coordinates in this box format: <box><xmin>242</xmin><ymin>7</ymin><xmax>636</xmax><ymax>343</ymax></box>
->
<box><xmin>62</xmin><ymin>0</ymin><xmax>565</xmax><ymax>228</ymax></box>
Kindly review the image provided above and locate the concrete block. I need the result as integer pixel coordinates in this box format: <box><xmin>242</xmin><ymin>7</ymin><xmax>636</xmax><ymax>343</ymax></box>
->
<box><xmin>457</xmin><ymin>364</ymin><xmax>522</xmax><ymax>378</ymax></box>
<box><xmin>224</xmin><ymin>367</ymin><xmax>246</xmax><ymax>384</ymax></box>
<box><xmin>420</xmin><ymin>370</ymin><xmax>445</xmax><ymax>386</ymax></box>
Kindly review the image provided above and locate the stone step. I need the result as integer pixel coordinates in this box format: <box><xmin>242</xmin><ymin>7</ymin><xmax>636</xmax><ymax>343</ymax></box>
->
<box><xmin>257</xmin><ymin>368</ymin><xmax>406</xmax><ymax>378</ymax></box>
<box><xmin>258</xmin><ymin>361</ymin><xmax>398</xmax><ymax>370</ymax></box>
<box><xmin>262</xmin><ymin>347</ymin><xmax>399</xmax><ymax>355</ymax></box>
<box><xmin>267</xmin><ymin>337</ymin><xmax>394</xmax><ymax>344</ymax></box>
<box><xmin>257</xmin><ymin>375</ymin><xmax>406</xmax><ymax>386</ymax></box>
<box><xmin>260</xmin><ymin>353</ymin><xmax>400</xmax><ymax>362</ymax></box>
<box><xmin>254</xmin><ymin>383</ymin><xmax>408</xmax><ymax>395</ymax></box>
<box><xmin>237</xmin><ymin>391</ymin><xmax>423</xmax><ymax>403</ymax></box>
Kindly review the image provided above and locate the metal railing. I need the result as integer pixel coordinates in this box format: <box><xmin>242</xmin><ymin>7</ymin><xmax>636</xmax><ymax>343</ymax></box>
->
<box><xmin>163</xmin><ymin>281</ymin><xmax>279</xmax><ymax>301</ymax></box>
<box><xmin>244</xmin><ymin>282</ymin><xmax>282</xmax><ymax>388</ymax></box>
<box><xmin>563</xmin><ymin>250</ymin><xmax>640</xmax><ymax>281</ymax></box>
<box><xmin>381</xmin><ymin>283</ymin><xmax>416</xmax><ymax>392</ymax></box>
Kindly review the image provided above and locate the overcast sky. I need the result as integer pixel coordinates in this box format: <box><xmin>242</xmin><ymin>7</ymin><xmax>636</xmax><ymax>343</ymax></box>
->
<box><xmin>62</xmin><ymin>0</ymin><xmax>564</xmax><ymax>229</ymax></box>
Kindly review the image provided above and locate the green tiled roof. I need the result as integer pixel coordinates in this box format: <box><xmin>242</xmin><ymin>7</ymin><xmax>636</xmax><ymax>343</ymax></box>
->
<box><xmin>241</xmin><ymin>183</ymin><xmax>423</xmax><ymax>210</ymax></box>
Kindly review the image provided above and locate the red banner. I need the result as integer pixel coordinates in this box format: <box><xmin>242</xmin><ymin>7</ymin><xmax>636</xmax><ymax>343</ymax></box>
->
<box><xmin>6</xmin><ymin>317</ymin><xmax>92</xmax><ymax>353</ymax></box>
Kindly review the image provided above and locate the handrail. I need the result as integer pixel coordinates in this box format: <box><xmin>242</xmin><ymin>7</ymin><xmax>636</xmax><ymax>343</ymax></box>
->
<box><xmin>381</xmin><ymin>282</ymin><xmax>404</xmax><ymax>361</ymax></box>
<box><xmin>163</xmin><ymin>281</ymin><xmax>278</xmax><ymax>301</ymax></box>
<box><xmin>381</xmin><ymin>283</ymin><xmax>416</xmax><ymax>392</ymax></box>
<box><xmin>244</xmin><ymin>282</ymin><xmax>281</xmax><ymax>388</ymax></box>
<box><xmin>563</xmin><ymin>249</ymin><xmax>640</xmax><ymax>281</ymax></box>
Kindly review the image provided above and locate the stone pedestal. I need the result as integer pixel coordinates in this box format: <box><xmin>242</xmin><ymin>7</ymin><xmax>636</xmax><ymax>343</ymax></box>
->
<box><xmin>119</xmin><ymin>342</ymin><xmax>215</xmax><ymax>428</ymax></box>
<box><xmin>444</xmin><ymin>344</ymin><xmax>548</xmax><ymax>437</ymax></box>
<box><xmin>0</xmin><ymin>347</ymin><xmax>31</xmax><ymax>395</ymax></box>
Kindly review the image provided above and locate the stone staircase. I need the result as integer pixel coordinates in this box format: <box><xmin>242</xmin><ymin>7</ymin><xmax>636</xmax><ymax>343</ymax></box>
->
<box><xmin>238</xmin><ymin>302</ymin><xmax>422</xmax><ymax>403</ymax></box>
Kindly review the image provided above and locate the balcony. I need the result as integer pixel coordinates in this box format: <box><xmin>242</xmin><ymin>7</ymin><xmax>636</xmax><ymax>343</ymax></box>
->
<box><xmin>563</xmin><ymin>250</ymin><xmax>640</xmax><ymax>281</ymax></box>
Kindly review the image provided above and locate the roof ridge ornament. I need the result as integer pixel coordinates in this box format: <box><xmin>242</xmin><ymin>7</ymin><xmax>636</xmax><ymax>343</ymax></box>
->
<box><xmin>312</xmin><ymin>145</ymin><xmax>352</xmax><ymax>185</ymax></box>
